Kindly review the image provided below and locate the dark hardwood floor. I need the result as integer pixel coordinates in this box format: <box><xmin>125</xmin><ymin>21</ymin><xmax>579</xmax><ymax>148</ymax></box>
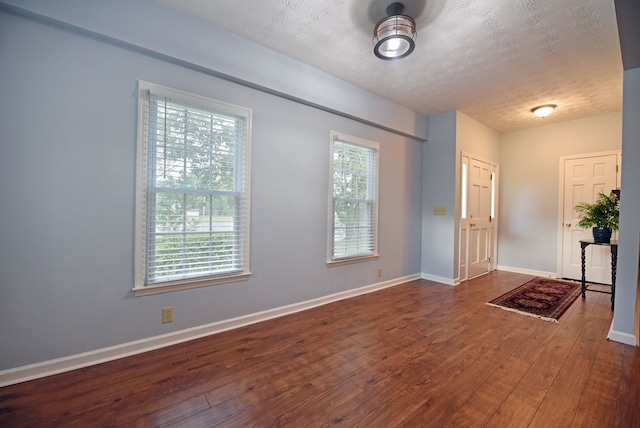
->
<box><xmin>1</xmin><ymin>271</ymin><xmax>638</xmax><ymax>427</ymax></box>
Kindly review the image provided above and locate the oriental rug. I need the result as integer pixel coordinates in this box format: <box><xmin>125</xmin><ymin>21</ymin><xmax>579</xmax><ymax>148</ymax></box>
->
<box><xmin>487</xmin><ymin>277</ymin><xmax>581</xmax><ymax>323</ymax></box>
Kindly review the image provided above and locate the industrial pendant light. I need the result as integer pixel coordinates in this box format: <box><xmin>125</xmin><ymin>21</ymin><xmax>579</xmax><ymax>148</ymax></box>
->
<box><xmin>373</xmin><ymin>2</ymin><xmax>417</xmax><ymax>60</ymax></box>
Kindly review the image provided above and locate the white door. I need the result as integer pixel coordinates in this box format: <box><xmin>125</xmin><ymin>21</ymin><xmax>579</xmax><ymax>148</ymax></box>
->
<box><xmin>560</xmin><ymin>153</ymin><xmax>619</xmax><ymax>283</ymax></box>
<box><xmin>461</xmin><ymin>155</ymin><xmax>496</xmax><ymax>280</ymax></box>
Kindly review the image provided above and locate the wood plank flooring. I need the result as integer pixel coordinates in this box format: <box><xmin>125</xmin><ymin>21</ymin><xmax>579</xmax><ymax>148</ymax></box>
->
<box><xmin>1</xmin><ymin>271</ymin><xmax>639</xmax><ymax>427</ymax></box>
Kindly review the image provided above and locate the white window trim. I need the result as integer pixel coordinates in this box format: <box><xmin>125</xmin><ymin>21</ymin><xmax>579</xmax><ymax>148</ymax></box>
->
<box><xmin>327</xmin><ymin>131</ymin><xmax>380</xmax><ymax>267</ymax></box>
<box><xmin>134</xmin><ymin>81</ymin><xmax>252</xmax><ymax>296</ymax></box>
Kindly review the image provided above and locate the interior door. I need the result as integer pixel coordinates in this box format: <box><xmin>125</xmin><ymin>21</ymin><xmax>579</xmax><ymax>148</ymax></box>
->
<box><xmin>561</xmin><ymin>153</ymin><xmax>619</xmax><ymax>283</ymax></box>
<box><xmin>467</xmin><ymin>158</ymin><xmax>493</xmax><ymax>278</ymax></box>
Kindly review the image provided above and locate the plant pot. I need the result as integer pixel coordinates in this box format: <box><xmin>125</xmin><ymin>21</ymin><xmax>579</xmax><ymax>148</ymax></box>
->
<box><xmin>592</xmin><ymin>227</ymin><xmax>612</xmax><ymax>243</ymax></box>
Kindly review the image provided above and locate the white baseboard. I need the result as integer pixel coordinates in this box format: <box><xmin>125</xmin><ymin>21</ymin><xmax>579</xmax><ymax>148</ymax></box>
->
<box><xmin>497</xmin><ymin>265</ymin><xmax>557</xmax><ymax>278</ymax></box>
<box><xmin>0</xmin><ymin>274</ymin><xmax>421</xmax><ymax>387</ymax></box>
<box><xmin>608</xmin><ymin>322</ymin><xmax>638</xmax><ymax>346</ymax></box>
<box><xmin>421</xmin><ymin>273</ymin><xmax>457</xmax><ymax>286</ymax></box>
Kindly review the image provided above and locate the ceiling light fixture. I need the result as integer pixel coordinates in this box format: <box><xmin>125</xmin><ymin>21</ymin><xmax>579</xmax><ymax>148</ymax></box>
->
<box><xmin>373</xmin><ymin>2</ymin><xmax>417</xmax><ymax>60</ymax></box>
<box><xmin>531</xmin><ymin>104</ymin><xmax>557</xmax><ymax>118</ymax></box>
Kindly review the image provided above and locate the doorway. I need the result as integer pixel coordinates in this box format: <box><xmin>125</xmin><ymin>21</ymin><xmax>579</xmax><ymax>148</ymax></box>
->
<box><xmin>558</xmin><ymin>151</ymin><xmax>621</xmax><ymax>283</ymax></box>
<box><xmin>460</xmin><ymin>153</ymin><xmax>499</xmax><ymax>281</ymax></box>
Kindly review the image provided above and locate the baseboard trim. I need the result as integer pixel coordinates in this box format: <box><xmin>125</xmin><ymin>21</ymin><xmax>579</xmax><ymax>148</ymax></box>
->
<box><xmin>0</xmin><ymin>274</ymin><xmax>421</xmax><ymax>387</ymax></box>
<box><xmin>608</xmin><ymin>322</ymin><xmax>638</xmax><ymax>346</ymax></box>
<box><xmin>421</xmin><ymin>273</ymin><xmax>456</xmax><ymax>286</ymax></box>
<box><xmin>497</xmin><ymin>265</ymin><xmax>557</xmax><ymax>278</ymax></box>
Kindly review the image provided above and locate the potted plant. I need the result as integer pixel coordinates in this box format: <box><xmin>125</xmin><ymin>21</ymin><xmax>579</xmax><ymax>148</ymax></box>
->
<box><xmin>575</xmin><ymin>192</ymin><xmax>620</xmax><ymax>243</ymax></box>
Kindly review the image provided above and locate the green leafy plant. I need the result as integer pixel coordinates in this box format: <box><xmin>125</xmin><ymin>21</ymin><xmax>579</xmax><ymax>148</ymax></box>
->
<box><xmin>575</xmin><ymin>192</ymin><xmax>620</xmax><ymax>231</ymax></box>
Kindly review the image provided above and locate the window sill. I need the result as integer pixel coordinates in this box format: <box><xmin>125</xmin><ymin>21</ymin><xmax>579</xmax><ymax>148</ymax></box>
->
<box><xmin>133</xmin><ymin>272</ymin><xmax>251</xmax><ymax>296</ymax></box>
<box><xmin>326</xmin><ymin>254</ymin><xmax>379</xmax><ymax>268</ymax></box>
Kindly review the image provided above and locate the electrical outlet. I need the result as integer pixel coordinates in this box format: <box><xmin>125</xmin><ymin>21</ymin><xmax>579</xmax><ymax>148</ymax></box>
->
<box><xmin>162</xmin><ymin>307</ymin><xmax>174</xmax><ymax>323</ymax></box>
<box><xmin>377</xmin><ymin>268</ymin><xmax>383</xmax><ymax>278</ymax></box>
<box><xmin>433</xmin><ymin>206</ymin><xmax>447</xmax><ymax>215</ymax></box>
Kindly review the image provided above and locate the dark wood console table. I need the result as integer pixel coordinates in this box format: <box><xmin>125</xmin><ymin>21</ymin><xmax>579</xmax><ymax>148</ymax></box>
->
<box><xmin>580</xmin><ymin>239</ymin><xmax>617</xmax><ymax>310</ymax></box>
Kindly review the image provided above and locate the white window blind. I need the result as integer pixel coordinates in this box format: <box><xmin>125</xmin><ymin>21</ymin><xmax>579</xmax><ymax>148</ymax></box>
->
<box><xmin>135</xmin><ymin>82</ymin><xmax>251</xmax><ymax>294</ymax></box>
<box><xmin>329</xmin><ymin>132</ymin><xmax>379</xmax><ymax>263</ymax></box>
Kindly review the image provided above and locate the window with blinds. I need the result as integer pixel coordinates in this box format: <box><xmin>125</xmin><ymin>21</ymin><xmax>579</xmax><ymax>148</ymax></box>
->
<box><xmin>135</xmin><ymin>81</ymin><xmax>251</xmax><ymax>295</ymax></box>
<box><xmin>328</xmin><ymin>132</ymin><xmax>379</xmax><ymax>265</ymax></box>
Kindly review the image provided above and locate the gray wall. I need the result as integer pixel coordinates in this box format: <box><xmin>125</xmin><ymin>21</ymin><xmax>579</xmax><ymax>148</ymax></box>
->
<box><xmin>456</xmin><ymin>112</ymin><xmax>501</xmax><ymax>163</ymax></box>
<box><xmin>0</xmin><ymin>4</ymin><xmax>424</xmax><ymax>369</ymax></box>
<box><xmin>456</xmin><ymin>112</ymin><xmax>501</xmax><ymax>280</ymax></box>
<box><xmin>498</xmin><ymin>112</ymin><xmax>622</xmax><ymax>274</ymax></box>
<box><xmin>421</xmin><ymin>112</ymin><xmax>457</xmax><ymax>281</ymax></box>
<box><xmin>0</xmin><ymin>0</ymin><xmax>428</xmax><ymax>141</ymax></box>
<box><xmin>421</xmin><ymin>111</ymin><xmax>500</xmax><ymax>283</ymax></box>
<box><xmin>613</xmin><ymin>66</ymin><xmax>640</xmax><ymax>339</ymax></box>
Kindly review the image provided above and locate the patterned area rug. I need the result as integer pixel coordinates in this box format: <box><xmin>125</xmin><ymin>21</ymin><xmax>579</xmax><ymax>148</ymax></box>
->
<box><xmin>487</xmin><ymin>277</ymin><xmax>581</xmax><ymax>323</ymax></box>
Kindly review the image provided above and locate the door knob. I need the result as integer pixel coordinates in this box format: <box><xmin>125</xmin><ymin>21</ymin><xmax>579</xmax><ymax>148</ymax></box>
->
<box><xmin>565</xmin><ymin>223</ymin><xmax>571</xmax><ymax>227</ymax></box>
<box><xmin>470</xmin><ymin>223</ymin><xmax>476</xmax><ymax>227</ymax></box>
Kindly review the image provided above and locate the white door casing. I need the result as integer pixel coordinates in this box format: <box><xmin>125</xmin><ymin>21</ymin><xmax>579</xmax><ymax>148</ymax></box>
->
<box><xmin>468</xmin><ymin>158</ymin><xmax>492</xmax><ymax>278</ymax></box>
<box><xmin>460</xmin><ymin>153</ymin><xmax>498</xmax><ymax>280</ymax></box>
<box><xmin>559</xmin><ymin>152</ymin><xmax>620</xmax><ymax>284</ymax></box>
<box><xmin>460</xmin><ymin>155</ymin><xmax>469</xmax><ymax>280</ymax></box>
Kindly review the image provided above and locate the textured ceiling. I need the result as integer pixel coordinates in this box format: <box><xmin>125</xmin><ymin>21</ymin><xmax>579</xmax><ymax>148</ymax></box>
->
<box><xmin>157</xmin><ymin>0</ymin><xmax>623</xmax><ymax>133</ymax></box>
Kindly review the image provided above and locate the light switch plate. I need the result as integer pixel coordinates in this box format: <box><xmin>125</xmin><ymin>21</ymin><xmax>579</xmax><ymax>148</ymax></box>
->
<box><xmin>433</xmin><ymin>206</ymin><xmax>447</xmax><ymax>215</ymax></box>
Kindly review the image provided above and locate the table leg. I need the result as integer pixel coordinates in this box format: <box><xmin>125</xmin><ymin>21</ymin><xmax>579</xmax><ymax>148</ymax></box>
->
<box><xmin>611</xmin><ymin>245</ymin><xmax>617</xmax><ymax>310</ymax></box>
<box><xmin>581</xmin><ymin>243</ymin><xmax>587</xmax><ymax>299</ymax></box>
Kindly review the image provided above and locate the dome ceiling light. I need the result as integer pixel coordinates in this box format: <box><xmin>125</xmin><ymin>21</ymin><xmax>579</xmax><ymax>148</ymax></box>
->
<box><xmin>373</xmin><ymin>2</ymin><xmax>417</xmax><ymax>60</ymax></box>
<box><xmin>531</xmin><ymin>104</ymin><xmax>557</xmax><ymax>118</ymax></box>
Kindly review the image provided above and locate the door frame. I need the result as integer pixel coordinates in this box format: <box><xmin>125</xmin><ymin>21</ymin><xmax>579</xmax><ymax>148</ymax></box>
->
<box><xmin>556</xmin><ymin>150</ymin><xmax>621</xmax><ymax>278</ymax></box>
<box><xmin>459</xmin><ymin>151</ymin><xmax>500</xmax><ymax>281</ymax></box>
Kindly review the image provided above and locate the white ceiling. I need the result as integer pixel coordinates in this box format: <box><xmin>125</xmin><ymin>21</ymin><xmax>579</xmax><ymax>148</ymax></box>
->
<box><xmin>157</xmin><ymin>0</ymin><xmax>623</xmax><ymax>133</ymax></box>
